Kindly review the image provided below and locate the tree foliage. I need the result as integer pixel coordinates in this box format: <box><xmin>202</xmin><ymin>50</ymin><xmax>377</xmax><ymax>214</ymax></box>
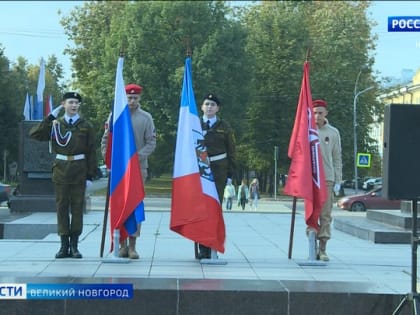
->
<box><xmin>61</xmin><ymin>1</ymin><xmax>250</xmax><ymax>176</ymax></box>
<box><xmin>0</xmin><ymin>1</ymin><xmax>380</xmax><ymax>190</ymax></box>
<box><xmin>241</xmin><ymin>1</ymin><xmax>379</xmax><ymax>185</ymax></box>
<box><xmin>0</xmin><ymin>46</ymin><xmax>64</xmax><ymax>179</ymax></box>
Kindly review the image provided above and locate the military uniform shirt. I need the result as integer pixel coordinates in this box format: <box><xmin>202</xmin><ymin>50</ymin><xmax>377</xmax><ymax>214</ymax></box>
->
<box><xmin>30</xmin><ymin>114</ymin><xmax>97</xmax><ymax>184</ymax></box>
<box><xmin>201</xmin><ymin>116</ymin><xmax>236</xmax><ymax>203</ymax></box>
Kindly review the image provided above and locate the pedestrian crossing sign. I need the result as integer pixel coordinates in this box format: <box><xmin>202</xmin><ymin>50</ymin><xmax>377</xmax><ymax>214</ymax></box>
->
<box><xmin>357</xmin><ymin>153</ymin><xmax>371</xmax><ymax>168</ymax></box>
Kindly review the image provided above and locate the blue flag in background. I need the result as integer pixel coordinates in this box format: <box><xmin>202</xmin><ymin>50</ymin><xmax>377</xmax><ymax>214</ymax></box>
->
<box><xmin>33</xmin><ymin>58</ymin><xmax>45</xmax><ymax>120</ymax></box>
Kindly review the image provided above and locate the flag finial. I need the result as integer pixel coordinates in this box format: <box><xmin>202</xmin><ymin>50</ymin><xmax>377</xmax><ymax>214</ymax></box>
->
<box><xmin>119</xmin><ymin>40</ymin><xmax>125</xmax><ymax>57</ymax></box>
<box><xmin>184</xmin><ymin>37</ymin><xmax>192</xmax><ymax>57</ymax></box>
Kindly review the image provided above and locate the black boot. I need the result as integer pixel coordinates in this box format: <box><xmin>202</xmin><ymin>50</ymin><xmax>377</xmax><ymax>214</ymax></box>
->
<box><xmin>198</xmin><ymin>244</ymin><xmax>211</xmax><ymax>259</ymax></box>
<box><xmin>69</xmin><ymin>235</ymin><xmax>82</xmax><ymax>259</ymax></box>
<box><xmin>55</xmin><ymin>236</ymin><xmax>70</xmax><ymax>258</ymax></box>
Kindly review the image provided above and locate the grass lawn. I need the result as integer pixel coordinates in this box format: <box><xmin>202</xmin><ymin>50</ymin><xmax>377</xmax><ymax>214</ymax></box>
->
<box><xmin>92</xmin><ymin>174</ymin><xmax>172</xmax><ymax>197</ymax></box>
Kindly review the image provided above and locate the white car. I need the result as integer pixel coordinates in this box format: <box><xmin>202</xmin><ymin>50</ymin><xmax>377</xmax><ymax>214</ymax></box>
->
<box><xmin>99</xmin><ymin>165</ymin><xmax>109</xmax><ymax>178</ymax></box>
<box><xmin>362</xmin><ymin>177</ymin><xmax>382</xmax><ymax>191</ymax></box>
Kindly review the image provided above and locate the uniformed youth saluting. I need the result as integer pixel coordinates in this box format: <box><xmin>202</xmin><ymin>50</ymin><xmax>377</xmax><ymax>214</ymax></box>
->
<box><xmin>198</xmin><ymin>93</ymin><xmax>236</xmax><ymax>259</ymax></box>
<box><xmin>30</xmin><ymin>92</ymin><xmax>97</xmax><ymax>259</ymax></box>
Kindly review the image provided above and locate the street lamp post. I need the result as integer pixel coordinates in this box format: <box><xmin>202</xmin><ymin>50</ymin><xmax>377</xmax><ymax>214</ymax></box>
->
<box><xmin>274</xmin><ymin>146</ymin><xmax>279</xmax><ymax>201</ymax></box>
<box><xmin>353</xmin><ymin>68</ymin><xmax>374</xmax><ymax>194</ymax></box>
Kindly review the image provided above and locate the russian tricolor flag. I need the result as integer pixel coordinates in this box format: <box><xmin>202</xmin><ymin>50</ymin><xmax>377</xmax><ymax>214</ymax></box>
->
<box><xmin>170</xmin><ymin>57</ymin><xmax>225</xmax><ymax>253</ymax></box>
<box><xmin>108</xmin><ymin>57</ymin><xmax>145</xmax><ymax>251</ymax></box>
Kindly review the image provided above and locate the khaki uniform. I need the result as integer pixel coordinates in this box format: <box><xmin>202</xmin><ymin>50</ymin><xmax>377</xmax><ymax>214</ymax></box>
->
<box><xmin>101</xmin><ymin>107</ymin><xmax>156</xmax><ymax>236</ymax></box>
<box><xmin>30</xmin><ymin>115</ymin><xmax>97</xmax><ymax>237</ymax></box>
<box><xmin>101</xmin><ymin>108</ymin><xmax>156</xmax><ymax>183</ymax></box>
<box><xmin>317</xmin><ymin>119</ymin><xmax>342</xmax><ymax>240</ymax></box>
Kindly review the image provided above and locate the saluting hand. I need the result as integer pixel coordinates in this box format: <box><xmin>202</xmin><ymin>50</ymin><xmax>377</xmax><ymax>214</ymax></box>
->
<box><xmin>51</xmin><ymin>105</ymin><xmax>64</xmax><ymax>118</ymax></box>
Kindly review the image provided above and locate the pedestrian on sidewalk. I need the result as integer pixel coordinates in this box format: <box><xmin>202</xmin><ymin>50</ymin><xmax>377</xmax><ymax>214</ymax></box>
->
<box><xmin>249</xmin><ymin>178</ymin><xmax>260</xmax><ymax>211</ymax></box>
<box><xmin>197</xmin><ymin>93</ymin><xmax>236</xmax><ymax>259</ymax></box>
<box><xmin>312</xmin><ymin>99</ymin><xmax>342</xmax><ymax>261</ymax></box>
<box><xmin>101</xmin><ymin>83</ymin><xmax>157</xmax><ymax>259</ymax></box>
<box><xmin>30</xmin><ymin>92</ymin><xmax>97</xmax><ymax>259</ymax></box>
<box><xmin>237</xmin><ymin>179</ymin><xmax>249</xmax><ymax>210</ymax></box>
<box><xmin>223</xmin><ymin>178</ymin><xmax>236</xmax><ymax>210</ymax></box>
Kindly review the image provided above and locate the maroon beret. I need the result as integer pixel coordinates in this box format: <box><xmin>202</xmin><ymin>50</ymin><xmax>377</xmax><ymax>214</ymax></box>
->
<box><xmin>312</xmin><ymin>99</ymin><xmax>327</xmax><ymax>108</ymax></box>
<box><xmin>125</xmin><ymin>84</ymin><xmax>143</xmax><ymax>95</ymax></box>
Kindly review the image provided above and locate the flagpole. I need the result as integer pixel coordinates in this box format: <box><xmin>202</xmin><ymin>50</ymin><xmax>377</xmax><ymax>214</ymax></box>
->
<box><xmin>184</xmin><ymin>36</ymin><xmax>192</xmax><ymax>57</ymax></box>
<box><xmin>170</xmin><ymin>49</ymin><xmax>226</xmax><ymax>265</ymax></box>
<box><xmin>101</xmin><ymin>48</ymin><xmax>131</xmax><ymax>263</ymax></box>
<box><xmin>288</xmin><ymin>197</ymin><xmax>297</xmax><ymax>259</ymax></box>
<box><xmin>184</xmin><ymin>38</ymin><xmax>200</xmax><ymax>259</ymax></box>
<box><xmin>100</xmin><ymin>176</ymin><xmax>111</xmax><ymax>257</ymax></box>
<box><xmin>288</xmin><ymin>51</ymin><xmax>309</xmax><ymax>260</ymax></box>
<box><xmin>101</xmin><ymin>48</ymin><xmax>125</xmax><ymax>258</ymax></box>
<box><xmin>186</xmin><ymin>48</ymin><xmax>199</xmax><ymax>258</ymax></box>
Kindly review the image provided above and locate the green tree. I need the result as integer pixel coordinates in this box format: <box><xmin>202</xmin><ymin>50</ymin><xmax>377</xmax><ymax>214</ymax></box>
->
<box><xmin>0</xmin><ymin>49</ymin><xmax>65</xmax><ymax>181</ymax></box>
<box><xmin>241</xmin><ymin>1</ymin><xmax>379</xmax><ymax>190</ymax></box>
<box><xmin>61</xmin><ymin>1</ymin><xmax>250</xmax><ymax>177</ymax></box>
<box><xmin>305</xmin><ymin>1</ymin><xmax>379</xmax><ymax>180</ymax></box>
<box><xmin>241</xmin><ymin>1</ymin><xmax>309</xmax><ymax>190</ymax></box>
<box><xmin>59</xmin><ymin>0</ymin><xmax>380</xmax><ymax>188</ymax></box>
<box><xmin>0</xmin><ymin>48</ymin><xmax>21</xmax><ymax>179</ymax></box>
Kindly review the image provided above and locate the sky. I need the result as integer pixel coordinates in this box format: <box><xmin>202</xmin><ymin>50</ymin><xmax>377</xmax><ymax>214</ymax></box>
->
<box><xmin>0</xmin><ymin>1</ymin><xmax>83</xmax><ymax>82</ymax></box>
<box><xmin>0</xmin><ymin>1</ymin><xmax>419</xmax><ymax>82</ymax></box>
<box><xmin>368</xmin><ymin>1</ymin><xmax>420</xmax><ymax>79</ymax></box>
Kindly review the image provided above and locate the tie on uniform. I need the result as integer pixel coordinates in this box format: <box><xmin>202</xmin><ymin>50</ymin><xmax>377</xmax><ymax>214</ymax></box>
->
<box><xmin>69</xmin><ymin>118</ymin><xmax>73</xmax><ymax>125</ymax></box>
<box><xmin>206</xmin><ymin>120</ymin><xmax>211</xmax><ymax>129</ymax></box>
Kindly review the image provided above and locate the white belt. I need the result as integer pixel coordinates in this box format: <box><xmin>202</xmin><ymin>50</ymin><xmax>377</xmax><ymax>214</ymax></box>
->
<box><xmin>56</xmin><ymin>154</ymin><xmax>86</xmax><ymax>161</ymax></box>
<box><xmin>209</xmin><ymin>153</ymin><xmax>227</xmax><ymax>162</ymax></box>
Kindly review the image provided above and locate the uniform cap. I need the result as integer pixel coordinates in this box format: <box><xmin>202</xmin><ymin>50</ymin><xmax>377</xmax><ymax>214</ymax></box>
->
<box><xmin>204</xmin><ymin>93</ymin><xmax>220</xmax><ymax>106</ymax></box>
<box><xmin>312</xmin><ymin>99</ymin><xmax>327</xmax><ymax>108</ymax></box>
<box><xmin>125</xmin><ymin>83</ymin><xmax>143</xmax><ymax>95</ymax></box>
<box><xmin>63</xmin><ymin>92</ymin><xmax>82</xmax><ymax>102</ymax></box>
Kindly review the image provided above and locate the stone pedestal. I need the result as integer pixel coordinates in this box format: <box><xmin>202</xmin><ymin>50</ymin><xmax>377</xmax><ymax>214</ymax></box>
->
<box><xmin>400</xmin><ymin>200</ymin><xmax>420</xmax><ymax>215</ymax></box>
<box><xmin>10</xmin><ymin>121</ymin><xmax>56</xmax><ymax>212</ymax></box>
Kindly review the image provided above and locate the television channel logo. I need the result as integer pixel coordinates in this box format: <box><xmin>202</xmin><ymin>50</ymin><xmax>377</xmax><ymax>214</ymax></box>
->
<box><xmin>388</xmin><ymin>16</ymin><xmax>420</xmax><ymax>32</ymax></box>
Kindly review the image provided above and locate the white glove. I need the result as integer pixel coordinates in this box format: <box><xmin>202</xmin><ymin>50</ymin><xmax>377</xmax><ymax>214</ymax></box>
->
<box><xmin>86</xmin><ymin>180</ymin><xmax>92</xmax><ymax>188</ymax></box>
<box><xmin>333</xmin><ymin>183</ymin><xmax>341</xmax><ymax>195</ymax></box>
<box><xmin>51</xmin><ymin>105</ymin><xmax>63</xmax><ymax>118</ymax></box>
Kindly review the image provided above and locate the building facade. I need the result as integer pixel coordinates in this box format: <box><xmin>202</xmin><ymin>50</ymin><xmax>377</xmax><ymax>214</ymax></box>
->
<box><xmin>374</xmin><ymin>69</ymin><xmax>420</xmax><ymax>158</ymax></box>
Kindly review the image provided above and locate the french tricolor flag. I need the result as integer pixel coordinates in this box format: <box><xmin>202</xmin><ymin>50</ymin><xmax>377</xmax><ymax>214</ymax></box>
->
<box><xmin>170</xmin><ymin>57</ymin><xmax>225</xmax><ymax>253</ymax></box>
<box><xmin>108</xmin><ymin>57</ymin><xmax>145</xmax><ymax>251</ymax></box>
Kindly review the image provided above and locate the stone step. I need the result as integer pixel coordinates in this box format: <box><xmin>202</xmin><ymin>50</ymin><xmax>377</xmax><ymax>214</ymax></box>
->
<box><xmin>400</xmin><ymin>200</ymin><xmax>420</xmax><ymax>214</ymax></box>
<box><xmin>0</xmin><ymin>277</ymin><xmax>407</xmax><ymax>315</ymax></box>
<box><xmin>334</xmin><ymin>216</ymin><xmax>412</xmax><ymax>244</ymax></box>
<box><xmin>367</xmin><ymin>209</ymin><xmax>420</xmax><ymax>229</ymax></box>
